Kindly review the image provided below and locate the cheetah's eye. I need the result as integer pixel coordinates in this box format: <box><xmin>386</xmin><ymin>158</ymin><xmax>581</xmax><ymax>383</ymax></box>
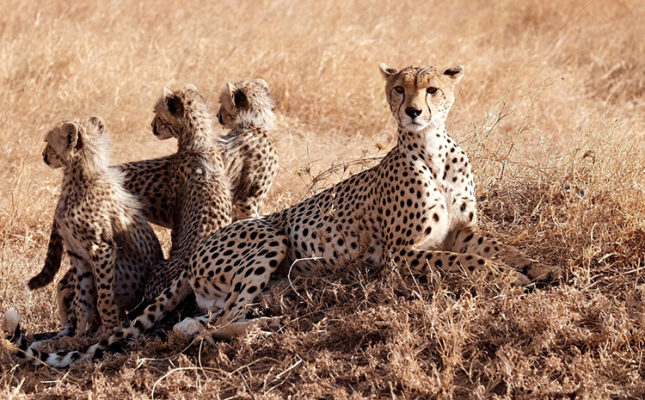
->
<box><xmin>394</xmin><ymin>86</ymin><xmax>404</xmax><ymax>94</ymax></box>
<box><xmin>427</xmin><ymin>87</ymin><xmax>438</xmax><ymax>94</ymax></box>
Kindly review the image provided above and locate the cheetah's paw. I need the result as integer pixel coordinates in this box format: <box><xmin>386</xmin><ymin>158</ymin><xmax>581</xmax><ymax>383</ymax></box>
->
<box><xmin>523</xmin><ymin>261</ymin><xmax>560</xmax><ymax>284</ymax></box>
<box><xmin>173</xmin><ymin>317</ymin><xmax>206</xmax><ymax>340</ymax></box>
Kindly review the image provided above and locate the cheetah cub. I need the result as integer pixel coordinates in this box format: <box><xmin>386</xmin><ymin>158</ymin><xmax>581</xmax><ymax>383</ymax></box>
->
<box><xmin>216</xmin><ymin>78</ymin><xmax>278</xmax><ymax>220</ymax></box>
<box><xmin>29</xmin><ymin>117</ymin><xmax>163</xmax><ymax>340</ymax></box>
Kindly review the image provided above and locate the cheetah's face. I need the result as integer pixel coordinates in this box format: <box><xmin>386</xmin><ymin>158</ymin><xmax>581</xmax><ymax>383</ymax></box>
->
<box><xmin>380</xmin><ymin>63</ymin><xmax>464</xmax><ymax>132</ymax></box>
<box><xmin>42</xmin><ymin>116</ymin><xmax>105</xmax><ymax>169</ymax></box>
<box><xmin>43</xmin><ymin>121</ymin><xmax>82</xmax><ymax>169</ymax></box>
<box><xmin>151</xmin><ymin>85</ymin><xmax>199</xmax><ymax>140</ymax></box>
<box><xmin>217</xmin><ymin>79</ymin><xmax>273</xmax><ymax>129</ymax></box>
<box><xmin>42</xmin><ymin>140</ymin><xmax>64</xmax><ymax>169</ymax></box>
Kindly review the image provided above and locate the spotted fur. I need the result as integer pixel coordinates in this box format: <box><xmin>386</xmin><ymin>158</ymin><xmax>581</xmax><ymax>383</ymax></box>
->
<box><xmin>6</xmin><ymin>64</ymin><xmax>559</xmax><ymax>368</ymax></box>
<box><xmin>7</xmin><ymin>86</ymin><xmax>232</xmax><ymax>365</ymax></box>
<box><xmin>128</xmin><ymin>84</ymin><xmax>233</xmax><ymax>301</ymax></box>
<box><xmin>217</xmin><ymin>78</ymin><xmax>278</xmax><ymax>220</ymax></box>
<box><xmin>27</xmin><ymin>80</ymin><xmax>278</xmax><ymax>304</ymax></box>
<box><xmin>27</xmin><ymin>116</ymin><xmax>163</xmax><ymax>342</ymax></box>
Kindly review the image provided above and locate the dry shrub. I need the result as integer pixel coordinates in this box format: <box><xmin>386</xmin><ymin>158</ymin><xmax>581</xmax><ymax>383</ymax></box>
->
<box><xmin>1</xmin><ymin>0</ymin><xmax>644</xmax><ymax>398</ymax></box>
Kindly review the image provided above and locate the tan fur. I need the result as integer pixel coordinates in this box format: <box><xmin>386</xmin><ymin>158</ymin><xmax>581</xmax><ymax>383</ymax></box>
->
<box><xmin>14</xmin><ymin>64</ymin><xmax>561</xmax><ymax>369</ymax></box>
<box><xmin>216</xmin><ymin>78</ymin><xmax>279</xmax><ymax>219</ymax></box>
<box><xmin>130</xmin><ymin>84</ymin><xmax>233</xmax><ymax>301</ymax></box>
<box><xmin>27</xmin><ymin>84</ymin><xmax>240</xmax><ymax>313</ymax></box>
<box><xmin>36</xmin><ymin>116</ymin><xmax>163</xmax><ymax>337</ymax></box>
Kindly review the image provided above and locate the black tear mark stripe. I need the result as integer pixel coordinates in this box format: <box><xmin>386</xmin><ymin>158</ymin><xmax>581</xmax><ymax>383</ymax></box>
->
<box><xmin>397</xmin><ymin>93</ymin><xmax>405</xmax><ymax>119</ymax></box>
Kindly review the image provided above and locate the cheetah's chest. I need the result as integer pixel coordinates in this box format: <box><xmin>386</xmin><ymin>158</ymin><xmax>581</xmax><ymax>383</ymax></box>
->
<box><xmin>403</xmin><ymin>156</ymin><xmax>473</xmax><ymax>250</ymax></box>
<box><xmin>56</xmin><ymin>218</ymin><xmax>91</xmax><ymax>261</ymax></box>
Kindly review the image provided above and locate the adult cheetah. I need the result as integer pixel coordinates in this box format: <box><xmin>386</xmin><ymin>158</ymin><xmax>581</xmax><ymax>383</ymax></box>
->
<box><xmin>18</xmin><ymin>116</ymin><xmax>163</xmax><ymax>349</ymax></box>
<box><xmin>5</xmin><ymin>63</ymin><xmax>558</xmax><ymax>367</ymax></box>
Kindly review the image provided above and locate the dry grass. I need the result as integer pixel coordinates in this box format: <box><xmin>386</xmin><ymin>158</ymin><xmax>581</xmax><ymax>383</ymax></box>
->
<box><xmin>1</xmin><ymin>0</ymin><xmax>644</xmax><ymax>398</ymax></box>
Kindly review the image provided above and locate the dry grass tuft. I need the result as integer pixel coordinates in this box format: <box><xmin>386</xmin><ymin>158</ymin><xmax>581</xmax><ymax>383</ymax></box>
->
<box><xmin>1</xmin><ymin>0</ymin><xmax>644</xmax><ymax>398</ymax></box>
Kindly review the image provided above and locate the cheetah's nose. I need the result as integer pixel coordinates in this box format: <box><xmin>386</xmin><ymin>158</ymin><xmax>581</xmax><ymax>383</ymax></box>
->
<box><xmin>405</xmin><ymin>107</ymin><xmax>422</xmax><ymax>119</ymax></box>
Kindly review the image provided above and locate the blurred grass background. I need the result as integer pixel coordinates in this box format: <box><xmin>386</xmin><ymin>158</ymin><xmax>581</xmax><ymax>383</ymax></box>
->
<box><xmin>0</xmin><ymin>0</ymin><xmax>643</xmax><ymax>398</ymax></box>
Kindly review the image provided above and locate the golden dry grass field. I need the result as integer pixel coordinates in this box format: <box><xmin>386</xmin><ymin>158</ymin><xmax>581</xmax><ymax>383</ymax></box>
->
<box><xmin>1</xmin><ymin>0</ymin><xmax>644</xmax><ymax>398</ymax></box>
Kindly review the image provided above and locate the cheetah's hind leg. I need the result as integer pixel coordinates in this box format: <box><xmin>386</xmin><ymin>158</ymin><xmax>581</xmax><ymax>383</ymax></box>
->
<box><xmin>175</xmin><ymin>218</ymin><xmax>289</xmax><ymax>342</ymax></box>
<box><xmin>27</xmin><ymin>269</ymin><xmax>80</xmax><ymax>352</ymax></box>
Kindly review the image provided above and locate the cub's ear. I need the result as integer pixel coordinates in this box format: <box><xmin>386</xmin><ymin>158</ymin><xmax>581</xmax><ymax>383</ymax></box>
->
<box><xmin>233</xmin><ymin>88</ymin><xmax>248</xmax><ymax>109</ymax></box>
<box><xmin>63</xmin><ymin>121</ymin><xmax>80</xmax><ymax>150</ymax></box>
<box><xmin>253</xmin><ymin>78</ymin><xmax>270</xmax><ymax>94</ymax></box>
<box><xmin>219</xmin><ymin>82</ymin><xmax>236</xmax><ymax>110</ymax></box>
<box><xmin>443</xmin><ymin>65</ymin><xmax>464</xmax><ymax>84</ymax></box>
<box><xmin>88</xmin><ymin>116</ymin><xmax>105</xmax><ymax>135</ymax></box>
<box><xmin>379</xmin><ymin>63</ymin><xmax>398</xmax><ymax>79</ymax></box>
<box><xmin>183</xmin><ymin>83</ymin><xmax>198</xmax><ymax>93</ymax></box>
<box><xmin>164</xmin><ymin>90</ymin><xmax>184</xmax><ymax>117</ymax></box>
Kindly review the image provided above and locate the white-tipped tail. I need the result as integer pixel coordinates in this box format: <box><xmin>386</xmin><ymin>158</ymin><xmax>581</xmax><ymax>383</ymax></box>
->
<box><xmin>5</xmin><ymin>307</ymin><xmax>19</xmax><ymax>333</ymax></box>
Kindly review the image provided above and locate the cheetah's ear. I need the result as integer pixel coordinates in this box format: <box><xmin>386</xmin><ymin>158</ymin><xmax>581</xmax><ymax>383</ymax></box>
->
<box><xmin>233</xmin><ymin>88</ymin><xmax>248</xmax><ymax>109</ymax></box>
<box><xmin>443</xmin><ymin>65</ymin><xmax>464</xmax><ymax>84</ymax></box>
<box><xmin>164</xmin><ymin>89</ymin><xmax>184</xmax><ymax>117</ymax></box>
<box><xmin>183</xmin><ymin>83</ymin><xmax>198</xmax><ymax>93</ymax></box>
<box><xmin>223</xmin><ymin>82</ymin><xmax>248</xmax><ymax>110</ymax></box>
<box><xmin>65</xmin><ymin>121</ymin><xmax>83</xmax><ymax>150</ymax></box>
<box><xmin>219</xmin><ymin>82</ymin><xmax>236</xmax><ymax>110</ymax></box>
<box><xmin>88</xmin><ymin>116</ymin><xmax>105</xmax><ymax>135</ymax></box>
<box><xmin>253</xmin><ymin>78</ymin><xmax>270</xmax><ymax>94</ymax></box>
<box><xmin>379</xmin><ymin>63</ymin><xmax>398</xmax><ymax>79</ymax></box>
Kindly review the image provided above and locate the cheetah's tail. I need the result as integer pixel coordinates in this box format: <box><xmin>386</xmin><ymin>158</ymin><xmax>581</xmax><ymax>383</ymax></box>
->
<box><xmin>4</xmin><ymin>307</ymin><xmax>40</xmax><ymax>365</ymax></box>
<box><xmin>5</xmin><ymin>271</ymin><xmax>193</xmax><ymax>368</ymax></box>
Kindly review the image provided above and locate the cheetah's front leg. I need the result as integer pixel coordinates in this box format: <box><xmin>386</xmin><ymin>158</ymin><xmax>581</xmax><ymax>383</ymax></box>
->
<box><xmin>72</xmin><ymin>257</ymin><xmax>98</xmax><ymax>335</ymax></box>
<box><xmin>233</xmin><ymin>197</ymin><xmax>260</xmax><ymax>220</ymax></box>
<box><xmin>88</xmin><ymin>239</ymin><xmax>120</xmax><ymax>333</ymax></box>
<box><xmin>388</xmin><ymin>248</ymin><xmax>530</xmax><ymax>286</ymax></box>
<box><xmin>451</xmin><ymin>228</ymin><xmax>560</xmax><ymax>283</ymax></box>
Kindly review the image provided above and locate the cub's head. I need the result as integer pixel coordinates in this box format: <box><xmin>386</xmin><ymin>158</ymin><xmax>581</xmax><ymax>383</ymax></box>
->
<box><xmin>43</xmin><ymin>116</ymin><xmax>105</xmax><ymax>169</ymax></box>
<box><xmin>217</xmin><ymin>79</ymin><xmax>275</xmax><ymax>129</ymax></box>
<box><xmin>380</xmin><ymin>63</ymin><xmax>464</xmax><ymax>132</ymax></box>
<box><xmin>151</xmin><ymin>84</ymin><xmax>205</xmax><ymax>140</ymax></box>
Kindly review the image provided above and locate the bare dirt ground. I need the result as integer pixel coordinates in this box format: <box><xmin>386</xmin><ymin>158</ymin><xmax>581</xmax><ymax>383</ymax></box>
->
<box><xmin>0</xmin><ymin>0</ymin><xmax>644</xmax><ymax>398</ymax></box>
